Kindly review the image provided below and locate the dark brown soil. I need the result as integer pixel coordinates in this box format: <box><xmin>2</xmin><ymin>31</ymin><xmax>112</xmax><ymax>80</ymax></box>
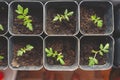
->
<box><xmin>46</xmin><ymin>37</ymin><xmax>77</xmax><ymax>66</ymax></box>
<box><xmin>80</xmin><ymin>37</ymin><xmax>110</xmax><ymax>65</ymax></box>
<box><xmin>46</xmin><ymin>5</ymin><xmax>77</xmax><ymax>35</ymax></box>
<box><xmin>12</xmin><ymin>4</ymin><xmax>43</xmax><ymax>34</ymax></box>
<box><xmin>0</xmin><ymin>37</ymin><xmax>7</xmax><ymax>67</ymax></box>
<box><xmin>11</xmin><ymin>37</ymin><xmax>43</xmax><ymax>67</ymax></box>
<box><xmin>80</xmin><ymin>5</ymin><xmax>107</xmax><ymax>34</ymax></box>
<box><xmin>0</xmin><ymin>4</ymin><xmax>8</xmax><ymax>34</ymax></box>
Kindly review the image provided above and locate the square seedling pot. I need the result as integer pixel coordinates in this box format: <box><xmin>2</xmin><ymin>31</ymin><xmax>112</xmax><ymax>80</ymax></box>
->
<box><xmin>9</xmin><ymin>1</ymin><xmax>43</xmax><ymax>36</ymax></box>
<box><xmin>0</xmin><ymin>36</ymin><xmax>8</xmax><ymax>70</ymax></box>
<box><xmin>79</xmin><ymin>36</ymin><xmax>114</xmax><ymax>70</ymax></box>
<box><xmin>44</xmin><ymin>1</ymin><xmax>79</xmax><ymax>36</ymax></box>
<box><xmin>9</xmin><ymin>36</ymin><xmax>43</xmax><ymax>70</ymax></box>
<box><xmin>0</xmin><ymin>1</ymin><xmax>8</xmax><ymax>35</ymax></box>
<box><xmin>44</xmin><ymin>36</ymin><xmax>79</xmax><ymax>71</ymax></box>
<box><xmin>114</xmin><ymin>38</ymin><xmax>120</xmax><ymax>68</ymax></box>
<box><xmin>79</xmin><ymin>1</ymin><xmax>114</xmax><ymax>35</ymax></box>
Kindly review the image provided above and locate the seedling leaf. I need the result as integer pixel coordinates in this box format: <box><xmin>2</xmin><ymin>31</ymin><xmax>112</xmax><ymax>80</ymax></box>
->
<box><xmin>24</xmin><ymin>8</ymin><xmax>28</xmax><ymax>15</ymax></box>
<box><xmin>45</xmin><ymin>48</ymin><xmax>65</xmax><ymax>65</ymax></box>
<box><xmin>91</xmin><ymin>14</ymin><xmax>103</xmax><ymax>28</ymax></box>
<box><xmin>17</xmin><ymin>4</ymin><xmax>23</xmax><ymax>14</ymax></box>
<box><xmin>17</xmin><ymin>15</ymin><xmax>24</xmax><ymax>19</ymax></box>
<box><xmin>53</xmin><ymin>9</ymin><xmax>74</xmax><ymax>22</ymax></box>
<box><xmin>17</xmin><ymin>44</ymin><xmax>34</xmax><ymax>56</ymax></box>
<box><xmin>0</xmin><ymin>56</ymin><xmax>4</xmax><ymax>60</ymax></box>
<box><xmin>0</xmin><ymin>24</ymin><xmax>4</xmax><ymax>31</ymax></box>
<box><xmin>104</xmin><ymin>43</ymin><xmax>109</xmax><ymax>50</ymax></box>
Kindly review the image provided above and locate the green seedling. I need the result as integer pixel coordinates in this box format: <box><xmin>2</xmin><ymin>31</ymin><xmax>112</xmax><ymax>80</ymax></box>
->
<box><xmin>91</xmin><ymin>14</ymin><xmax>103</xmax><ymax>28</ymax></box>
<box><xmin>0</xmin><ymin>24</ymin><xmax>4</xmax><ymax>31</ymax></box>
<box><xmin>15</xmin><ymin>4</ymin><xmax>33</xmax><ymax>31</ymax></box>
<box><xmin>0</xmin><ymin>55</ymin><xmax>4</xmax><ymax>60</ymax></box>
<box><xmin>53</xmin><ymin>9</ymin><xmax>74</xmax><ymax>22</ymax></box>
<box><xmin>17</xmin><ymin>44</ymin><xmax>34</xmax><ymax>56</ymax></box>
<box><xmin>45</xmin><ymin>48</ymin><xmax>65</xmax><ymax>65</ymax></box>
<box><xmin>89</xmin><ymin>43</ymin><xmax>109</xmax><ymax>66</ymax></box>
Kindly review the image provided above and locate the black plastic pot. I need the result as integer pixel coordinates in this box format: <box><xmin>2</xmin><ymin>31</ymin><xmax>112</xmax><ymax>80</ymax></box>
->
<box><xmin>0</xmin><ymin>1</ymin><xmax>8</xmax><ymax>35</ymax></box>
<box><xmin>79</xmin><ymin>36</ymin><xmax>114</xmax><ymax>70</ymax></box>
<box><xmin>9</xmin><ymin>36</ymin><xmax>43</xmax><ymax>70</ymax></box>
<box><xmin>114</xmin><ymin>38</ymin><xmax>120</xmax><ymax>68</ymax></box>
<box><xmin>114</xmin><ymin>1</ymin><xmax>120</xmax><ymax>36</ymax></box>
<box><xmin>44</xmin><ymin>36</ymin><xmax>79</xmax><ymax>71</ymax></box>
<box><xmin>44</xmin><ymin>1</ymin><xmax>79</xmax><ymax>36</ymax></box>
<box><xmin>79</xmin><ymin>1</ymin><xmax>114</xmax><ymax>35</ymax></box>
<box><xmin>9</xmin><ymin>1</ymin><xmax>43</xmax><ymax>36</ymax></box>
<box><xmin>109</xmin><ymin>68</ymin><xmax>120</xmax><ymax>80</ymax></box>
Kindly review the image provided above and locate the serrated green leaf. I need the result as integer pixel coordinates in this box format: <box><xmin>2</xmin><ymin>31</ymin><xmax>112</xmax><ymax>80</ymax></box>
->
<box><xmin>91</xmin><ymin>50</ymin><xmax>97</xmax><ymax>54</ymax></box>
<box><xmin>91</xmin><ymin>15</ymin><xmax>96</xmax><ymax>21</ymax></box>
<box><xmin>89</xmin><ymin>57</ymin><xmax>93</xmax><ymax>60</ymax></box>
<box><xmin>100</xmin><ymin>44</ymin><xmax>104</xmax><ymax>50</ymax></box>
<box><xmin>0</xmin><ymin>24</ymin><xmax>4</xmax><ymax>31</ymax></box>
<box><xmin>99</xmin><ymin>51</ymin><xmax>103</xmax><ymax>56</ymax></box>
<box><xmin>15</xmin><ymin>10</ymin><xmax>22</xmax><ymax>14</ymax></box>
<box><xmin>23</xmin><ymin>21</ymin><xmax>27</xmax><ymax>26</ymax></box>
<box><xmin>27</xmin><ymin>22</ymin><xmax>33</xmax><ymax>31</ymax></box>
<box><xmin>17</xmin><ymin>15</ymin><xmax>24</xmax><ymax>19</ymax></box>
<box><xmin>17</xmin><ymin>4</ymin><xmax>23</xmax><ymax>14</ymax></box>
<box><xmin>59</xmin><ymin>59</ymin><xmax>65</xmax><ymax>65</ymax></box>
<box><xmin>25</xmin><ymin>16</ymin><xmax>30</xmax><ymax>20</ymax></box>
<box><xmin>45</xmin><ymin>48</ymin><xmax>49</xmax><ymax>53</ymax></box>
<box><xmin>49</xmin><ymin>48</ymin><xmax>53</xmax><ymax>53</ymax></box>
<box><xmin>59</xmin><ymin>17</ymin><xmax>62</xmax><ymax>22</ymax></box>
<box><xmin>24</xmin><ymin>8</ymin><xmax>28</xmax><ymax>15</ymax></box>
<box><xmin>65</xmin><ymin>15</ymin><xmax>69</xmax><ymax>21</ymax></box>
<box><xmin>97</xmin><ymin>20</ymin><xmax>103</xmax><ymax>28</ymax></box>
<box><xmin>102</xmin><ymin>49</ymin><xmax>109</xmax><ymax>53</ymax></box>
<box><xmin>17</xmin><ymin>50</ymin><xmax>24</xmax><ymax>56</ymax></box>
<box><xmin>53</xmin><ymin>16</ymin><xmax>59</xmax><ymax>22</ymax></box>
<box><xmin>93</xmin><ymin>58</ymin><xmax>98</xmax><ymax>64</ymax></box>
<box><xmin>26</xmin><ymin>44</ymin><xmax>34</xmax><ymax>51</ymax></box>
<box><xmin>67</xmin><ymin>11</ymin><xmax>74</xmax><ymax>16</ymax></box>
<box><xmin>64</xmin><ymin>9</ymin><xmax>68</xmax><ymax>15</ymax></box>
<box><xmin>21</xmin><ymin>48</ymin><xmax>26</xmax><ymax>53</ymax></box>
<box><xmin>104</xmin><ymin>43</ymin><xmax>110</xmax><ymax>50</ymax></box>
<box><xmin>89</xmin><ymin>58</ymin><xmax>95</xmax><ymax>66</ymax></box>
<box><xmin>0</xmin><ymin>56</ymin><xmax>4</xmax><ymax>60</ymax></box>
<box><xmin>47</xmin><ymin>53</ymin><xmax>52</xmax><ymax>57</ymax></box>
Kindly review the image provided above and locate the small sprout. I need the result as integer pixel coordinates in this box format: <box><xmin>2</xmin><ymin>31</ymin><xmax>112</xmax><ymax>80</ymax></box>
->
<box><xmin>88</xmin><ymin>43</ymin><xmax>109</xmax><ymax>67</ymax></box>
<box><xmin>0</xmin><ymin>55</ymin><xmax>4</xmax><ymax>60</ymax></box>
<box><xmin>53</xmin><ymin>9</ymin><xmax>74</xmax><ymax>22</ymax></box>
<box><xmin>15</xmin><ymin>4</ymin><xmax>33</xmax><ymax>31</ymax></box>
<box><xmin>17</xmin><ymin>44</ymin><xmax>34</xmax><ymax>56</ymax></box>
<box><xmin>0</xmin><ymin>24</ymin><xmax>4</xmax><ymax>31</ymax></box>
<box><xmin>45</xmin><ymin>48</ymin><xmax>65</xmax><ymax>65</ymax></box>
<box><xmin>91</xmin><ymin>14</ymin><xmax>103</xmax><ymax>28</ymax></box>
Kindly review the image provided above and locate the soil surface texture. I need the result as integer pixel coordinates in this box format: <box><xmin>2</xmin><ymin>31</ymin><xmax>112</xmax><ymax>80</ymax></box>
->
<box><xmin>0</xmin><ymin>4</ymin><xmax>8</xmax><ymax>34</ymax></box>
<box><xmin>0</xmin><ymin>37</ymin><xmax>7</xmax><ymax>67</ymax></box>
